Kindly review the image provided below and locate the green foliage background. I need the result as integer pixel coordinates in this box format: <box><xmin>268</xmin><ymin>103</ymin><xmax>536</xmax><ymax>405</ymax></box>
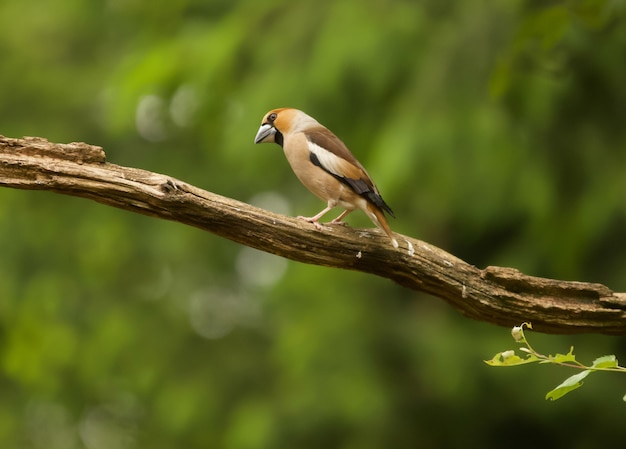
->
<box><xmin>1</xmin><ymin>0</ymin><xmax>625</xmax><ymax>448</ymax></box>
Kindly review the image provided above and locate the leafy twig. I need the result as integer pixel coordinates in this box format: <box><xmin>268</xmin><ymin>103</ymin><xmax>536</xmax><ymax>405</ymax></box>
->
<box><xmin>485</xmin><ymin>323</ymin><xmax>626</xmax><ymax>401</ymax></box>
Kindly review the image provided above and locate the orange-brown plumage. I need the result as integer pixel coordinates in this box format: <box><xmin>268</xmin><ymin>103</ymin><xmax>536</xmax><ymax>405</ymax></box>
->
<box><xmin>254</xmin><ymin>108</ymin><xmax>398</xmax><ymax>248</ymax></box>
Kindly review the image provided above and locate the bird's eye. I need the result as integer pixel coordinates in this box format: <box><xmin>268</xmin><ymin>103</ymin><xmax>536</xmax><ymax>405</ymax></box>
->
<box><xmin>268</xmin><ymin>112</ymin><xmax>277</xmax><ymax>122</ymax></box>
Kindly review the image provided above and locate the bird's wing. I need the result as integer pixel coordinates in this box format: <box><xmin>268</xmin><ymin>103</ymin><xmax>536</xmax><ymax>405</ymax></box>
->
<box><xmin>304</xmin><ymin>128</ymin><xmax>395</xmax><ymax>217</ymax></box>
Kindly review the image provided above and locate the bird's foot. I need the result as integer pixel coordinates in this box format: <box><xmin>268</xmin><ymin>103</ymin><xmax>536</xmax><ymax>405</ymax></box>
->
<box><xmin>297</xmin><ymin>216</ymin><xmax>324</xmax><ymax>230</ymax></box>
<box><xmin>328</xmin><ymin>218</ymin><xmax>348</xmax><ymax>227</ymax></box>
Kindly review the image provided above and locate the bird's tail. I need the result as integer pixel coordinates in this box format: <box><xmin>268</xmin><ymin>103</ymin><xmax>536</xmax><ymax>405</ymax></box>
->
<box><xmin>367</xmin><ymin>203</ymin><xmax>399</xmax><ymax>248</ymax></box>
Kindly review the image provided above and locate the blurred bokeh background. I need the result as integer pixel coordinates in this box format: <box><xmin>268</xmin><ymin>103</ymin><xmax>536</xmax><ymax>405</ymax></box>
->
<box><xmin>1</xmin><ymin>0</ymin><xmax>625</xmax><ymax>448</ymax></box>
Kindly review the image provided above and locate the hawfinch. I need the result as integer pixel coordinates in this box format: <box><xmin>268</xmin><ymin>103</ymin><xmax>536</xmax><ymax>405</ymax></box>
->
<box><xmin>254</xmin><ymin>108</ymin><xmax>398</xmax><ymax>248</ymax></box>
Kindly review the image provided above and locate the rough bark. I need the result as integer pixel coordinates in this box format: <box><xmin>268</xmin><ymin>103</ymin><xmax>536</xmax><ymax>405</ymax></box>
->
<box><xmin>1</xmin><ymin>135</ymin><xmax>625</xmax><ymax>334</ymax></box>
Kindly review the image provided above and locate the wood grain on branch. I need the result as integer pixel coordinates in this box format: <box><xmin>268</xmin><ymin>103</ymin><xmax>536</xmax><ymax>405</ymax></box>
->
<box><xmin>1</xmin><ymin>135</ymin><xmax>625</xmax><ymax>334</ymax></box>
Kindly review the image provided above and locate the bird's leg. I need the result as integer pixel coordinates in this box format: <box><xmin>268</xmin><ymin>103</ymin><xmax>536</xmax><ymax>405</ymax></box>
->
<box><xmin>297</xmin><ymin>206</ymin><xmax>333</xmax><ymax>230</ymax></box>
<box><xmin>328</xmin><ymin>209</ymin><xmax>352</xmax><ymax>226</ymax></box>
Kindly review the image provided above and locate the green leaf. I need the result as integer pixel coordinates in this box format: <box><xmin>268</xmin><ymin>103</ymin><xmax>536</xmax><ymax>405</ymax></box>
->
<box><xmin>485</xmin><ymin>351</ymin><xmax>540</xmax><ymax>367</ymax></box>
<box><xmin>545</xmin><ymin>370</ymin><xmax>591</xmax><ymax>401</ymax></box>
<box><xmin>591</xmin><ymin>355</ymin><xmax>618</xmax><ymax>369</ymax></box>
<box><xmin>548</xmin><ymin>346</ymin><xmax>578</xmax><ymax>364</ymax></box>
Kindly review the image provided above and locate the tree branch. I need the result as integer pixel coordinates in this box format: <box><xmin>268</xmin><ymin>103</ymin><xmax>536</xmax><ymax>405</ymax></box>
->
<box><xmin>2</xmin><ymin>135</ymin><xmax>625</xmax><ymax>334</ymax></box>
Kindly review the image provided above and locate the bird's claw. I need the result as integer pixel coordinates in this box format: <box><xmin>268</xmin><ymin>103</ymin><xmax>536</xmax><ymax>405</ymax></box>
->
<box><xmin>328</xmin><ymin>219</ymin><xmax>348</xmax><ymax>227</ymax></box>
<box><xmin>297</xmin><ymin>216</ymin><xmax>324</xmax><ymax>230</ymax></box>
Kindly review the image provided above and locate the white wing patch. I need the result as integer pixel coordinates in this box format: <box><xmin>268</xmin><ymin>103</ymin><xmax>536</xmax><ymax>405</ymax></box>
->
<box><xmin>307</xmin><ymin>141</ymin><xmax>348</xmax><ymax>178</ymax></box>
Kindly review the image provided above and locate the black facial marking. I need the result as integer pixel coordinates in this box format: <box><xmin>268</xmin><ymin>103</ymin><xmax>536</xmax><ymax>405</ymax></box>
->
<box><xmin>274</xmin><ymin>129</ymin><xmax>284</xmax><ymax>147</ymax></box>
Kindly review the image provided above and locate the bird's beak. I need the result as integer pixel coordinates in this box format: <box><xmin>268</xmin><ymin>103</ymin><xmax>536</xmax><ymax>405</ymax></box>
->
<box><xmin>254</xmin><ymin>123</ymin><xmax>276</xmax><ymax>144</ymax></box>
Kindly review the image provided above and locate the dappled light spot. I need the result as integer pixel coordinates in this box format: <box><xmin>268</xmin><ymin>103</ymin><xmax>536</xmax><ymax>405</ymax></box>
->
<box><xmin>169</xmin><ymin>84</ymin><xmax>199</xmax><ymax>128</ymax></box>
<box><xmin>25</xmin><ymin>400</ymin><xmax>77</xmax><ymax>449</ymax></box>
<box><xmin>236</xmin><ymin>247</ymin><xmax>287</xmax><ymax>288</ymax></box>
<box><xmin>136</xmin><ymin>95</ymin><xmax>168</xmax><ymax>142</ymax></box>
<box><xmin>79</xmin><ymin>394</ymin><xmax>141</xmax><ymax>449</ymax></box>
<box><xmin>188</xmin><ymin>288</ymin><xmax>261</xmax><ymax>339</ymax></box>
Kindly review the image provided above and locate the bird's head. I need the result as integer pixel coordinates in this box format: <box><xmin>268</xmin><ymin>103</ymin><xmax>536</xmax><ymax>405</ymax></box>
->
<box><xmin>254</xmin><ymin>108</ymin><xmax>319</xmax><ymax>147</ymax></box>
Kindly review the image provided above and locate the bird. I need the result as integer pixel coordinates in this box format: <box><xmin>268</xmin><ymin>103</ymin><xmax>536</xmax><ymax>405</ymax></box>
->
<box><xmin>254</xmin><ymin>108</ymin><xmax>398</xmax><ymax>248</ymax></box>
